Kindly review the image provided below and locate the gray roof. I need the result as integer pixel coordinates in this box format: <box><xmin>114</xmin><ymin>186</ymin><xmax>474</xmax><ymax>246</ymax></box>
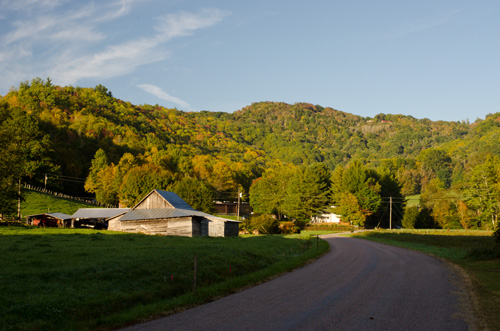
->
<box><xmin>71</xmin><ymin>208</ymin><xmax>129</xmax><ymax>219</ymax></box>
<box><xmin>155</xmin><ymin>190</ymin><xmax>195</xmax><ymax>210</ymax></box>
<box><xmin>119</xmin><ymin>208</ymin><xmax>210</xmax><ymax>221</ymax></box>
<box><xmin>118</xmin><ymin>208</ymin><xmax>240</xmax><ymax>222</ymax></box>
<box><xmin>26</xmin><ymin>212</ymin><xmax>72</xmax><ymax>220</ymax></box>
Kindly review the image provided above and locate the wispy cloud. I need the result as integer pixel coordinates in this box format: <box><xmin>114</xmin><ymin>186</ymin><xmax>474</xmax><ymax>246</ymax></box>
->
<box><xmin>137</xmin><ymin>84</ymin><xmax>191</xmax><ymax>110</ymax></box>
<box><xmin>0</xmin><ymin>1</ymin><xmax>230</xmax><ymax>91</ymax></box>
<box><xmin>385</xmin><ymin>9</ymin><xmax>460</xmax><ymax>39</ymax></box>
<box><xmin>0</xmin><ymin>0</ymin><xmax>65</xmax><ymax>12</ymax></box>
<box><xmin>155</xmin><ymin>8</ymin><xmax>230</xmax><ymax>40</ymax></box>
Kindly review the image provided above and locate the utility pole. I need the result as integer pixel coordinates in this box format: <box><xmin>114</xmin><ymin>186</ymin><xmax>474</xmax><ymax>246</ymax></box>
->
<box><xmin>44</xmin><ymin>173</ymin><xmax>48</xmax><ymax>189</ymax></box>
<box><xmin>17</xmin><ymin>178</ymin><xmax>21</xmax><ymax>221</ymax></box>
<box><xmin>389</xmin><ymin>196</ymin><xmax>392</xmax><ymax>230</ymax></box>
<box><xmin>237</xmin><ymin>189</ymin><xmax>241</xmax><ymax>222</ymax></box>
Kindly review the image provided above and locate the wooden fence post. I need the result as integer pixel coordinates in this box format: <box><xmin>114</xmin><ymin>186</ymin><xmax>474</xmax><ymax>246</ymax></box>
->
<box><xmin>193</xmin><ymin>255</ymin><xmax>197</xmax><ymax>294</ymax></box>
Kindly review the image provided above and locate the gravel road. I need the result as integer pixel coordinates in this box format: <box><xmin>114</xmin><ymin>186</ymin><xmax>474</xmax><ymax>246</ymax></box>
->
<box><xmin>121</xmin><ymin>234</ymin><xmax>473</xmax><ymax>331</ymax></box>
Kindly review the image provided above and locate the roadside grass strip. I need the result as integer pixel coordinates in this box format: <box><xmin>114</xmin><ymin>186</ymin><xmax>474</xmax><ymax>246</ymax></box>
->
<box><xmin>0</xmin><ymin>227</ymin><xmax>328</xmax><ymax>330</ymax></box>
<box><xmin>353</xmin><ymin>230</ymin><xmax>500</xmax><ymax>331</ymax></box>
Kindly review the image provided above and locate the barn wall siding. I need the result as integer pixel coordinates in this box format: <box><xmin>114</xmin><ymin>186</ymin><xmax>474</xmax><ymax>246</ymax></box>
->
<box><xmin>208</xmin><ymin>219</ymin><xmax>227</xmax><ymax>237</ymax></box>
<box><xmin>135</xmin><ymin>194</ymin><xmax>172</xmax><ymax>210</ymax></box>
<box><xmin>108</xmin><ymin>219</ymin><xmax>120</xmax><ymax>231</ymax></box>
<box><xmin>116</xmin><ymin>217</ymin><xmax>197</xmax><ymax>237</ymax></box>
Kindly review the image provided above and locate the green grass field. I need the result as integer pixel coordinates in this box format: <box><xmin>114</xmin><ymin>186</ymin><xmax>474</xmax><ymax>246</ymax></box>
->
<box><xmin>20</xmin><ymin>189</ymin><xmax>96</xmax><ymax>218</ymax></box>
<box><xmin>405</xmin><ymin>194</ymin><xmax>421</xmax><ymax>206</ymax></box>
<box><xmin>0</xmin><ymin>226</ymin><xmax>329</xmax><ymax>330</ymax></box>
<box><xmin>352</xmin><ymin>230</ymin><xmax>500</xmax><ymax>330</ymax></box>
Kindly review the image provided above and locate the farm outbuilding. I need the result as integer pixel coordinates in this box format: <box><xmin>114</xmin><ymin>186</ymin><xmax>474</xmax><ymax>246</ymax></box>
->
<box><xmin>26</xmin><ymin>213</ymin><xmax>72</xmax><ymax>227</ymax></box>
<box><xmin>107</xmin><ymin>190</ymin><xmax>239</xmax><ymax>237</ymax></box>
<box><xmin>71</xmin><ymin>208</ymin><xmax>130</xmax><ymax>229</ymax></box>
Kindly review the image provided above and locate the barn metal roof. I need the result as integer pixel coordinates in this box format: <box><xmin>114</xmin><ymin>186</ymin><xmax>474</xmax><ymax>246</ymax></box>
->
<box><xmin>26</xmin><ymin>212</ymin><xmax>72</xmax><ymax>220</ymax></box>
<box><xmin>71</xmin><ymin>208</ymin><xmax>129</xmax><ymax>219</ymax></box>
<box><xmin>118</xmin><ymin>208</ymin><xmax>240</xmax><ymax>222</ymax></box>
<box><xmin>155</xmin><ymin>190</ymin><xmax>195</xmax><ymax>210</ymax></box>
<box><xmin>118</xmin><ymin>208</ymin><xmax>209</xmax><ymax>221</ymax></box>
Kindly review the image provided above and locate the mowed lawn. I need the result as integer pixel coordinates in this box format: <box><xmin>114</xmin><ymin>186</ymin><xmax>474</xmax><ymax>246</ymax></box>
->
<box><xmin>0</xmin><ymin>226</ymin><xmax>328</xmax><ymax>331</ymax></box>
<box><xmin>353</xmin><ymin>230</ymin><xmax>500</xmax><ymax>331</ymax></box>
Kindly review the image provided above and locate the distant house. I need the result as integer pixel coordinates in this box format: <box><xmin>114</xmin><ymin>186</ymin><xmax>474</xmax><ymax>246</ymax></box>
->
<box><xmin>71</xmin><ymin>208</ymin><xmax>130</xmax><ymax>229</ymax></box>
<box><xmin>26</xmin><ymin>212</ymin><xmax>72</xmax><ymax>227</ymax></box>
<box><xmin>311</xmin><ymin>207</ymin><xmax>342</xmax><ymax>223</ymax></box>
<box><xmin>107</xmin><ymin>189</ymin><xmax>240</xmax><ymax>237</ymax></box>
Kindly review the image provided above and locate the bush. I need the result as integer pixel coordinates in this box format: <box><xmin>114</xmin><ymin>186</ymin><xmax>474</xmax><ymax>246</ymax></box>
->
<box><xmin>278</xmin><ymin>221</ymin><xmax>297</xmax><ymax>234</ymax></box>
<box><xmin>494</xmin><ymin>224</ymin><xmax>500</xmax><ymax>245</ymax></box>
<box><xmin>402</xmin><ymin>206</ymin><xmax>419</xmax><ymax>229</ymax></box>
<box><xmin>240</xmin><ymin>214</ymin><xmax>280</xmax><ymax>234</ymax></box>
<box><xmin>305</xmin><ymin>222</ymin><xmax>354</xmax><ymax>232</ymax></box>
<box><xmin>416</xmin><ymin>207</ymin><xmax>438</xmax><ymax>229</ymax></box>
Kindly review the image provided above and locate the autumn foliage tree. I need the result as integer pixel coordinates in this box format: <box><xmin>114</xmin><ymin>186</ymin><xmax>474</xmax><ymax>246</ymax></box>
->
<box><xmin>118</xmin><ymin>164</ymin><xmax>175</xmax><ymax>207</ymax></box>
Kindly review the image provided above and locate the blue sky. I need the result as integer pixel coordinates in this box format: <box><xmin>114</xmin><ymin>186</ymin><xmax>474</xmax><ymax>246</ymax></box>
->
<box><xmin>0</xmin><ymin>0</ymin><xmax>498</xmax><ymax>121</ymax></box>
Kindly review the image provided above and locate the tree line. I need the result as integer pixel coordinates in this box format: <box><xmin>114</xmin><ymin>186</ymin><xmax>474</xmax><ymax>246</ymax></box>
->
<box><xmin>0</xmin><ymin>78</ymin><xmax>500</xmax><ymax>239</ymax></box>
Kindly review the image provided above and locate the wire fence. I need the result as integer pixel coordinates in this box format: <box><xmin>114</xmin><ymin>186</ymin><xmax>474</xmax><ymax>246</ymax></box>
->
<box><xmin>23</xmin><ymin>183</ymin><xmax>116</xmax><ymax>208</ymax></box>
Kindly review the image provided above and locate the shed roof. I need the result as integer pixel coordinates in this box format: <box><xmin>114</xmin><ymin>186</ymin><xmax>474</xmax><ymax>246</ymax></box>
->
<box><xmin>71</xmin><ymin>208</ymin><xmax>129</xmax><ymax>219</ymax></box>
<box><xmin>26</xmin><ymin>212</ymin><xmax>72</xmax><ymax>220</ymax></box>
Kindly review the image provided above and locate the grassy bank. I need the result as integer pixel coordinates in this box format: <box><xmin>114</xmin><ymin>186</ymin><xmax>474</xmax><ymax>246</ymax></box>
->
<box><xmin>20</xmin><ymin>189</ymin><xmax>96</xmax><ymax>217</ymax></box>
<box><xmin>0</xmin><ymin>226</ymin><xmax>328</xmax><ymax>330</ymax></box>
<box><xmin>352</xmin><ymin>230</ymin><xmax>500</xmax><ymax>330</ymax></box>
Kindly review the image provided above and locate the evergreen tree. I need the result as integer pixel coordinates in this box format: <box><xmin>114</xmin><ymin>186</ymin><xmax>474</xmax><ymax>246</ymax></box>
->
<box><xmin>249</xmin><ymin>165</ymin><xmax>296</xmax><ymax>219</ymax></box>
<box><xmin>282</xmin><ymin>164</ymin><xmax>330</xmax><ymax>224</ymax></box>
<box><xmin>330</xmin><ymin>160</ymin><xmax>381</xmax><ymax>227</ymax></box>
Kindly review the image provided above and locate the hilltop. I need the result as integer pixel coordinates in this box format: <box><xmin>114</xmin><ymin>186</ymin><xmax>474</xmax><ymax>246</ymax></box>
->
<box><xmin>3</xmin><ymin>78</ymin><xmax>500</xmax><ymax>228</ymax></box>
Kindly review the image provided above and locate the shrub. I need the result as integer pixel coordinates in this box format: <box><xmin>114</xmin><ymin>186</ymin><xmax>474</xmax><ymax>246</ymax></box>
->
<box><xmin>494</xmin><ymin>224</ymin><xmax>500</xmax><ymax>245</ymax></box>
<box><xmin>305</xmin><ymin>222</ymin><xmax>354</xmax><ymax>232</ymax></box>
<box><xmin>278</xmin><ymin>221</ymin><xmax>297</xmax><ymax>234</ymax></box>
<box><xmin>416</xmin><ymin>207</ymin><xmax>438</xmax><ymax>229</ymax></box>
<box><xmin>402</xmin><ymin>206</ymin><xmax>419</xmax><ymax>229</ymax></box>
<box><xmin>240</xmin><ymin>214</ymin><xmax>280</xmax><ymax>234</ymax></box>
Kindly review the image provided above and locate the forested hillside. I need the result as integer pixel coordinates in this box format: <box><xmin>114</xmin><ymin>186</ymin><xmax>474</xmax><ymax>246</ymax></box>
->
<box><xmin>2</xmin><ymin>78</ymin><xmax>500</xmax><ymax>232</ymax></box>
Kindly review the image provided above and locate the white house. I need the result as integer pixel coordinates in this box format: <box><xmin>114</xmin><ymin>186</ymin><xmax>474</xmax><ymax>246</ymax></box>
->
<box><xmin>312</xmin><ymin>207</ymin><xmax>342</xmax><ymax>223</ymax></box>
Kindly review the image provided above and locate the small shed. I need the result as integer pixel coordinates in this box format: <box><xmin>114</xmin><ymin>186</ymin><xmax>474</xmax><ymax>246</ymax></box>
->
<box><xmin>26</xmin><ymin>213</ymin><xmax>72</xmax><ymax>228</ymax></box>
<box><xmin>71</xmin><ymin>208</ymin><xmax>129</xmax><ymax>229</ymax></box>
<box><xmin>108</xmin><ymin>190</ymin><xmax>239</xmax><ymax>237</ymax></box>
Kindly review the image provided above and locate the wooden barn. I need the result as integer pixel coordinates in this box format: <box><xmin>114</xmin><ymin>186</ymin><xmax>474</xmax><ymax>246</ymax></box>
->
<box><xmin>107</xmin><ymin>190</ymin><xmax>240</xmax><ymax>237</ymax></box>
